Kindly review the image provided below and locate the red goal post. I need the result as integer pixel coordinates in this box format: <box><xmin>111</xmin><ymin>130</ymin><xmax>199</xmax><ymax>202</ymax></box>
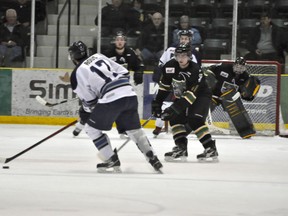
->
<box><xmin>202</xmin><ymin>60</ymin><xmax>282</xmax><ymax>136</ymax></box>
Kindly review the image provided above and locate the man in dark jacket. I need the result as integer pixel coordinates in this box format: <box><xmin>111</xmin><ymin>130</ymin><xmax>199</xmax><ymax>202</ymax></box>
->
<box><xmin>0</xmin><ymin>9</ymin><xmax>26</xmax><ymax>66</ymax></box>
<box><xmin>245</xmin><ymin>12</ymin><xmax>287</xmax><ymax>65</ymax></box>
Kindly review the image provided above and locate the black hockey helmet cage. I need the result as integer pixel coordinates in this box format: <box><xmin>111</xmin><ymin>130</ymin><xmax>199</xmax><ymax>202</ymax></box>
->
<box><xmin>233</xmin><ymin>57</ymin><xmax>247</xmax><ymax>74</ymax></box>
<box><xmin>114</xmin><ymin>30</ymin><xmax>127</xmax><ymax>40</ymax></box>
<box><xmin>178</xmin><ymin>30</ymin><xmax>193</xmax><ymax>39</ymax></box>
<box><xmin>175</xmin><ymin>43</ymin><xmax>192</xmax><ymax>57</ymax></box>
<box><xmin>68</xmin><ymin>41</ymin><xmax>88</xmax><ymax>61</ymax></box>
<box><xmin>234</xmin><ymin>57</ymin><xmax>246</xmax><ymax>66</ymax></box>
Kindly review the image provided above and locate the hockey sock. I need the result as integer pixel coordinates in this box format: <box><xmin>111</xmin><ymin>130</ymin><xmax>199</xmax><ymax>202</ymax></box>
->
<box><xmin>93</xmin><ymin>134</ymin><xmax>114</xmax><ymax>160</ymax></box>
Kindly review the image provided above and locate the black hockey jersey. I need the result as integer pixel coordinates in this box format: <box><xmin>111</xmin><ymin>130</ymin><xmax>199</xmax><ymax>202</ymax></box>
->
<box><xmin>209</xmin><ymin>62</ymin><xmax>250</xmax><ymax>97</ymax></box>
<box><xmin>103</xmin><ymin>45</ymin><xmax>142</xmax><ymax>72</ymax></box>
<box><xmin>156</xmin><ymin>58</ymin><xmax>211</xmax><ymax>103</ymax></box>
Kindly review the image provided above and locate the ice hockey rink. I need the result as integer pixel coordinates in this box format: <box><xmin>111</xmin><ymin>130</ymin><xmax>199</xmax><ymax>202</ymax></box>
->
<box><xmin>0</xmin><ymin>123</ymin><xmax>288</xmax><ymax>216</ymax></box>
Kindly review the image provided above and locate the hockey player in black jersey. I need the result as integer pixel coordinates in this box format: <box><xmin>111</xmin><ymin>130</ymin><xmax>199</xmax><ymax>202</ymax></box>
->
<box><xmin>151</xmin><ymin>43</ymin><xmax>219</xmax><ymax>162</ymax></box>
<box><xmin>207</xmin><ymin>57</ymin><xmax>260</xmax><ymax>138</ymax></box>
<box><xmin>103</xmin><ymin>31</ymin><xmax>144</xmax><ymax>85</ymax></box>
<box><xmin>68</xmin><ymin>41</ymin><xmax>162</xmax><ymax>173</ymax></box>
<box><xmin>152</xmin><ymin>30</ymin><xmax>202</xmax><ymax>137</ymax></box>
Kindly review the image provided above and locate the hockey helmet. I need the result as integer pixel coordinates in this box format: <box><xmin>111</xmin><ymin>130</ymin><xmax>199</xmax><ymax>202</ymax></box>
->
<box><xmin>233</xmin><ymin>57</ymin><xmax>246</xmax><ymax>74</ymax></box>
<box><xmin>175</xmin><ymin>43</ymin><xmax>192</xmax><ymax>57</ymax></box>
<box><xmin>68</xmin><ymin>41</ymin><xmax>88</xmax><ymax>61</ymax></box>
<box><xmin>114</xmin><ymin>31</ymin><xmax>127</xmax><ymax>41</ymax></box>
<box><xmin>178</xmin><ymin>30</ymin><xmax>193</xmax><ymax>39</ymax></box>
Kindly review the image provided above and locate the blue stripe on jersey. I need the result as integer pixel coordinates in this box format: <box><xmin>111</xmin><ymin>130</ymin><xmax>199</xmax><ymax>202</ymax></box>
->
<box><xmin>100</xmin><ymin>77</ymin><xmax>131</xmax><ymax>98</ymax></box>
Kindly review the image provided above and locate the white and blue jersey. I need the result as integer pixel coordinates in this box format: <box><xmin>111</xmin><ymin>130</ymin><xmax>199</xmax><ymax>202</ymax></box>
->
<box><xmin>70</xmin><ymin>53</ymin><xmax>136</xmax><ymax>110</ymax></box>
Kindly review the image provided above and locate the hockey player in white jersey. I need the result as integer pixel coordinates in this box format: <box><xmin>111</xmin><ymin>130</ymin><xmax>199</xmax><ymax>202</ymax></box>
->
<box><xmin>68</xmin><ymin>41</ymin><xmax>163</xmax><ymax>173</ymax></box>
<box><xmin>152</xmin><ymin>30</ymin><xmax>201</xmax><ymax>136</ymax></box>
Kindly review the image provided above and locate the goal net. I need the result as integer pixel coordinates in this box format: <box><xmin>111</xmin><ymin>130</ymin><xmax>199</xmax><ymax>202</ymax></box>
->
<box><xmin>202</xmin><ymin>60</ymin><xmax>282</xmax><ymax>136</ymax></box>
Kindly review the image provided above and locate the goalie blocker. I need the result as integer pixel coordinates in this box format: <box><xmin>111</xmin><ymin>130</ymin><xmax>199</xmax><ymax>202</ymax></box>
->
<box><xmin>221</xmin><ymin>89</ymin><xmax>256</xmax><ymax>139</ymax></box>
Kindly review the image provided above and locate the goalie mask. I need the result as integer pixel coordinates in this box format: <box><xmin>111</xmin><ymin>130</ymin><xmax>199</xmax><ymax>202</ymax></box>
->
<box><xmin>68</xmin><ymin>41</ymin><xmax>88</xmax><ymax>63</ymax></box>
<box><xmin>233</xmin><ymin>57</ymin><xmax>246</xmax><ymax>74</ymax></box>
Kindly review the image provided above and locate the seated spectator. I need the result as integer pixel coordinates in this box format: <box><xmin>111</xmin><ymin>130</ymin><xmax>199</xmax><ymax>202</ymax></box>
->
<box><xmin>171</xmin><ymin>15</ymin><xmax>202</xmax><ymax>49</ymax></box>
<box><xmin>0</xmin><ymin>9</ymin><xmax>26</xmax><ymax>67</ymax></box>
<box><xmin>244</xmin><ymin>12</ymin><xmax>287</xmax><ymax>66</ymax></box>
<box><xmin>94</xmin><ymin>0</ymin><xmax>131</xmax><ymax>36</ymax></box>
<box><xmin>135</xmin><ymin>12</ymin><xmax>167</xmax><ymax>66</ymax></box>
<box><xmin>126</xmin><ymin>0</ymin><xmax>150</xmax><ymax>36</ymax></box>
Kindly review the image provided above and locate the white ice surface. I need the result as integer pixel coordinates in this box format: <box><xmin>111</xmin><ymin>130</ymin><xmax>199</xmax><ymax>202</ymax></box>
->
<box><xmin>0</xmin><ymin>124</ymin><xmax>288</xmax><ymax>216</ymax></box>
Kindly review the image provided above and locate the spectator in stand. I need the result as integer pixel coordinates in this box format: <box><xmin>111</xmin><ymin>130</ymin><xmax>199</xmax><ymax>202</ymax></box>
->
<box><xmin>0</xmin><ymin>9</ymin><xmax>26</xmax><ymax>67</ymax></box>
<box><xmin>244</xmin><ymin>12</ymin><xmax>287</xmax><ymax>67</ymax></box>
<box><xmin>126</xmin><ymin>0</ymin><xmax>150</xmax><ymax>36</ymax></box>
<box><xmin>94</xmin><ymin>0</ymin><xmax>131</xmax><ymax>36</ymax></box>
<box><xmin>171</xmin><ymin>15</ymin><xmax>202</xmax><ymax>49</ymax></box>
<box><xmin>135</xmin><ymin>12</ymin><xmax>167</xmax><ymax>66</ymax></box>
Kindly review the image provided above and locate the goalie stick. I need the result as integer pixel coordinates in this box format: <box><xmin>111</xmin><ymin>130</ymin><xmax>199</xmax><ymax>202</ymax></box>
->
<box><xmin>0</xmin><ymin>120</ymin><xmax>77</xmax><ymax>164</ymax></box>
<box><xmin>36</xmin><ymin>96</ymin><xmax>79</xmax><ymax>107</ymax></box>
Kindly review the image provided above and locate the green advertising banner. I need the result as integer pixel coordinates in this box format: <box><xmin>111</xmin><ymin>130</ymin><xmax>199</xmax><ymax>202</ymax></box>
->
<box><xmin>0</xmin><ymin>69</ymin><xmax>12</xmax><ymax>115</ymax></box>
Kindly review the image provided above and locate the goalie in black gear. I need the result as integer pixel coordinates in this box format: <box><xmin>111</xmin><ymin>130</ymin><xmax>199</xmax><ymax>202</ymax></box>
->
<box><xmin>152</xmin><ymin>43</ymin><xmax>219</xmax><ymax>162</ymax></box>
<box><xmin>207</xmin><ymin>57</ymin><xmax>261</xmax><ymax>138</ymax></box>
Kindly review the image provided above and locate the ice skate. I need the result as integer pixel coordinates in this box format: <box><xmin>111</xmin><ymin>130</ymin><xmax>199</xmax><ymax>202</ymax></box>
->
<box><xmin>197</xmin><ymin>146</ymin><xmax>219</xmax><ymax>162</ymax></box>
<box><xmin>97</xmin><ymin>150</ymin><xmax>121</xmax><ymax>173</ymax></box>
<box><xmin>72</xmin><ymin>127</ymin><xmax>82</xmax><ymax>136</ymax></box>
<box><xmin>164</xmin><ymin>145</ymin><xmax>188</xmax><ymax>162</ymax></box>
<box><xmin>146</xmin><ymin>151</ymin><xmax>163</xmax><ymax>173</ymax></box>
<box><xmin>73</xmin><ymin>122</ymin><xmax>85</xmax><ymax>137</ymax></box>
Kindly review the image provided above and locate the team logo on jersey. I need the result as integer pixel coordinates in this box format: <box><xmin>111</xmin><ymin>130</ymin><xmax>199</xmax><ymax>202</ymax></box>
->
<box><xmin>119</xmin><ymin>57</ymin><xmax>126</xmax><ymax>63</ymax></box>
<box><xmin>220</xmin><ymin>71</ymin><xmax>229</xmax><ymax>78</ymax></box>
<box><xmin>166</xmin><ymin>67</ymin><xmax>175</xmax><ymax>73</ymax></box>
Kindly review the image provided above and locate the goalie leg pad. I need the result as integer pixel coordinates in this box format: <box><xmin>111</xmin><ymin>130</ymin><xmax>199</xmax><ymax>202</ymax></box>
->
<box><xmin>221</xmin><ymin>96</ymin><xmax>256</xmax><ymax>138</ymax></box>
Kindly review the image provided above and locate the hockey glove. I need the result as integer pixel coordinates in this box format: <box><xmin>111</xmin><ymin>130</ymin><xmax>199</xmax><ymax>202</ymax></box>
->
<box><xmin>240</xmin><ymin>76</ymin><xmax>260</xmax><ymax>101</ymax></box>
<box><xmin>133</xmin><ymin>71</ymin><xmax>143</xmax><ymax>85</ymax></box>
<box><xmin>161</xmin><ymin>103</ymin><xmax>182</xmax><ymax>121</ymax></box>
<box><xmin>151</xmin><ymin>100</ymin><xmax>162</xmax><ymax>118</ymax></box>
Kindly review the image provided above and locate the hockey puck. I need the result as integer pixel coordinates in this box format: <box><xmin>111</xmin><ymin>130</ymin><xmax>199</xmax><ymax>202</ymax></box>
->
<box><xmin>2</xmin><ymin>166</ymin><xmax>9</xmax><ymax>169</ymax></box>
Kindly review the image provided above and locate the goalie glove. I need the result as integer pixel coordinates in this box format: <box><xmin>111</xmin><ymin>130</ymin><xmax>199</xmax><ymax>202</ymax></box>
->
<box><xmin>151</xmin><ymin>100</ymin><xmax>162</xmax><ymax>118</ymax></box>
<box><xmin>240</xmin><ymin>76</ymin><xmax>260</xmax><ymax>101</ymax></box>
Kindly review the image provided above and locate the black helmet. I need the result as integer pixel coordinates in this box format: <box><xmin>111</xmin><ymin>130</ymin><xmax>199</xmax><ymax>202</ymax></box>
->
<box><xmin>68</xmin><ymin>41</ymin><xmax>88</xmax><ymax>61</ymax></box>
<box><xmin>233</xmin><ymin>57</ymin><xmax>246</xmax><ymax>74</ymax></box>
<box><xmin>175</xmin><ymin>43</ymin><xmax>192</xmax><ymax>56</ymax></box>
<box><xmin>114</xmin><ymin>31</ymin><xmax>127</xmax><ymax>40</ymax></box>
<box><xmin>234</xmin><ymin>57</ymin><xmax>246</xmax><ymax>66</ymax></box>
<box><xmin>178</xmin><ymin>30</ymin><xmax>193</xmax><ymax>39</ymax></box>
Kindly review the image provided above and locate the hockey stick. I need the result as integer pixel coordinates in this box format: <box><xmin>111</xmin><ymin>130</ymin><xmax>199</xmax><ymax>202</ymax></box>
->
<box><xmin>117</xmin><ymin>115</ymin><xmax>154</xmax><ymax>152</ymax></box>
<box><xmin>36</xmin><ymin>95</ymin><xmax>79</xmax><ymax>107</ymax></box>
<box><xmin>0</xmin><ymin>120</ymin><xmax>77</xmax><ymax>164</ymax></box>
